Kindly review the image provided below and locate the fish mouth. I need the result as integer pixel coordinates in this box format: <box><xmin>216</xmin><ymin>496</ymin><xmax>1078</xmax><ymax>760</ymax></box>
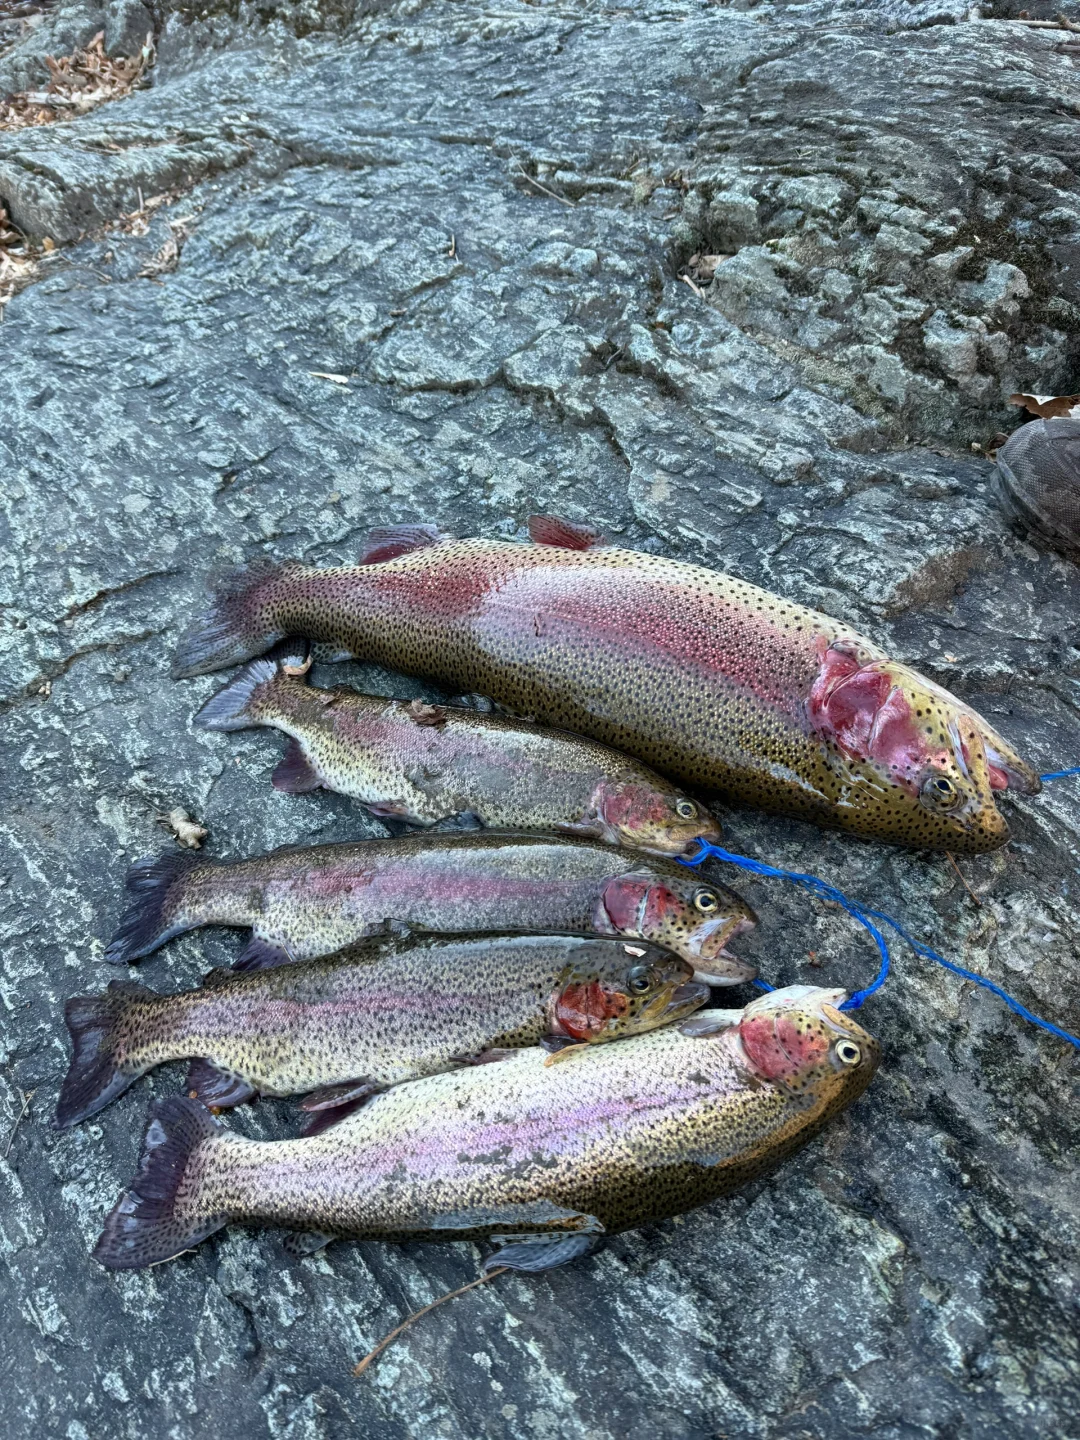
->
<box><xmin>642</xmin><ymin>980</ymin><xmax>712</xmax><ymax>1026</ymax></box>
<box><xmin>685</xmin><ymin>912</ymin><xmax>758</xmax><ymax>984</ymax></box>
<box><xmin>917</xmin><ymin>675</ymin><xmax>1041</xmax><ymax>797</ymax></box>
<box><xmin>677</xmin><ymin>814</ymin><xmax>723</xmax><ymax>854</ymax></box>
<box><xmin>981</xmin><ymin>739</ymin><xmax>1041</xmax><ymax>795</ymax></box>
<box><xmin>618</xmin><ymin>815</ymin><xmax>724</xmax><ymax>859</ymax></box>
<box><xmin>689</xmin><ymin>948</ymin><xmax>756</xmax><ymax>986</ymax></box>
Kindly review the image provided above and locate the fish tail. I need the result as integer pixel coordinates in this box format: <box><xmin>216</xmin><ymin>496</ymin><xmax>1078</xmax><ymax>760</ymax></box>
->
<box><xmin>194</xmin><ymin>661</ymin><xmax>280</xmax><ymax>733</ymax></box>
<box><xmin>55</xmin><ymin>981</ymin><xmax>157</xmax><ymax>1128</ymax></box>
<box><xmin>104</xmin><ymin>851</ymin><xmax>203</xmax><ymax>965</ymax></box>
<box><xmin>172</xmin><ymin>560</ymin><xmax>297</xmax><ymax>679</ymax></box>
<box><xmin>93</xmin><ymin>1097</ymin><xmax>233</xmax><ymax>1269</ymax></box>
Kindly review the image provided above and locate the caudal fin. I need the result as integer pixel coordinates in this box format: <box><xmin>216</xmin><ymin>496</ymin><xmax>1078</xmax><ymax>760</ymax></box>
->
<box><xmin>194</xmin><ymin>658</ymin><xmax>278</xmax><ymax>732</ymax></box>
<box><xmin>93</xmin><ymin>1098</ymin><xmax>230</xmax><ymax>1270</ymax></box>
<box><xmin>55</xmin><ymin>981</ymin><xmax>157</xmax><ymax>1128</ymax></box>
<box><xmin>194</xmin><ymin>643</ymin><xmax>310</xmax><ymax>733</ymax></box>
<box><xmin>104</xmin><ymin>851</ymin><xmax>201</xmax><ymax>965</ymax></box>
<box><xmin>173</xmin><ymin>561</ymin><xmax>294</xmax><ymax>679</ymax></box>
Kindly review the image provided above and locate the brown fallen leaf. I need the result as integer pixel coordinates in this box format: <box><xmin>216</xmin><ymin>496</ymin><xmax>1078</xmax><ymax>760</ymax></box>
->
<box><xmin>684</xmin><ymin>251</ymin><xmax>733</xmax><ymax>284</ymax></box>
<box><xmin>158</xmin><ymin>807</ymin><xmax>208</xmax><ymax>849</ymax></box>
<box><xmin>1009</xmin><ymin>392</ymin><xmax>1080</xmax><ymax>419</ymax></box>
<box><xmin>0</xmin><ymin>31</ymin><xmax>155</xmax><ymax>134</ymax></box>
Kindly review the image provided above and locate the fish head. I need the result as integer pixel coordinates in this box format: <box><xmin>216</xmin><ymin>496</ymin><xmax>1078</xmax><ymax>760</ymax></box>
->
<box><xmin>596</xmin><ymin>873</ymin><xmax>757</xmax><ymax>985</ymax></box>
<box><xmin>549</xmin><ymin>941</ymin><xmax>710</xmax><ymax>1042</ymax></box>
<box><xmin>808</xmin><ymin>641</ymin><xmax>1038</xmax><ymax>852</ymax></box>
<box><xmin>736</xmin><ymin>985</ymin><xmax>881</xmax><ymax>1109</ymax></box>
<box><xmin>588</xmin><ymin>780</ymin><xmax>723</xmax><ymax>857</ymax></box>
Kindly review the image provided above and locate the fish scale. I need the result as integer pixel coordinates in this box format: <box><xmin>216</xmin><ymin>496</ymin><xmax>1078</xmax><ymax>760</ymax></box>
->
<box><xmin>193</xmin><ymin>651</ymin><xmax>721</xmax><ymax>856</ymax></box>
<box><xmin>172</xmin><ymin>522</ymin><xmax>1040</xmax><ymax>852</ymax></box>
<box><xmin>103</xmin><ymin>831</ymin><xmax>758</xmax><ymax>980</ymax></box>
<box><xmin>93</xmin><ymin>986</ymin><xmax>881</xmax><ymax>1270</ymax></box>
<box><xmin>56</xmin><ymin>935</ymin><xmax>705</xmax><ymax>1128</ymax></box>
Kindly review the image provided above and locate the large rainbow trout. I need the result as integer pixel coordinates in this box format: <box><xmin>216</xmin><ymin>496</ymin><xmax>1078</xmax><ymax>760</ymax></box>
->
<box><xmin>173</xmin><ymin>518</ymin><xmax>1040</xmax><ymax>852</ymax></box>
<box><xmin>94</xmin><ymin>985</ymin><xmax>880</xmax><ymax>1272</ymax></box>
<box><xmin>194</xmin><ymin>647</ymin><xmax>720</xmax><ymax>858</ymax></box>
<box><xmin>104</xmin><ymin>831</ymin><xmax>757</xmax><ymax>980</ymax></box>
<box><xmin>57</xmin><ymin>935</ymin><xmax>705</xmax><ymax>1128</ymax></box>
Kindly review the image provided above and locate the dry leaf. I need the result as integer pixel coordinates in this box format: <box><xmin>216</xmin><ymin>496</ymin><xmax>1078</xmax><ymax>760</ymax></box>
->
<box><xmin>684</xmin><ymin>251</ymin><xmax>732</xmax><ymax>283</ymax></box>
<box><xmin>308</xmin><ymin>371</ymin><xmax>352</xmax><ymax>385</ymax></box>
<box><xmin>1009</xmin><ymin>392</ymin><xmax>1080</xmax><ymax>419</ymax></box>
<box><xmin>138</xmin><ymin>233</ymin><xmax>179</xmax><ymax>279</ymax></box>
<box><xmin>0</xmin><ymin>31</ymin><xmax>155</xmax><ymax>134</ymax></box>
<box><xmin>158</xmin><ymin>807</ymin><xmax>207</xmax><ymax>849</ymax></box>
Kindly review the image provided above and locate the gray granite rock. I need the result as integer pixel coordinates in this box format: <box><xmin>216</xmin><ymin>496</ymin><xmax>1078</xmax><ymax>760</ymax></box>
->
<box><xmin>0</xmin><ymin>1</ymin><xmax>1077</xmax><ymax>1437</ymax></box>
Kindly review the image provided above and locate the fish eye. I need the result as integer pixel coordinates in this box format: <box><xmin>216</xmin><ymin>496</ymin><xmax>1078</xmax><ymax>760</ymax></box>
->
<box><xmin>626</xmin><ymin>965</ymin><xmax>655</xmax><ymax>993</ymax></box>
<box><xmin>920</xmin><ymin>774</ymin><xmax>961</xmax><ymax>811</ymax></box>
<box><xmin>694</xmin><ymin>889</ymin><xmax>719</xmax><ymax>913</ymax></box>
<box><xmin>675</xmin><ymin>799</ymin><xmax>697</xmax><ymax>819</ymax></box>
<box><xmin>835</xmin><ymin>1040</ymin><xmax>861</xmax><ymax>1066</ymax></box>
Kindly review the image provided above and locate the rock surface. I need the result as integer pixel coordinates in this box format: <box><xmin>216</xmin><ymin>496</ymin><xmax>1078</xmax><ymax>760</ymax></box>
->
<box><xmin>1</xmin><ymin>1</ymin><xmax>1078</xmax><ymax>1436</ymax></box>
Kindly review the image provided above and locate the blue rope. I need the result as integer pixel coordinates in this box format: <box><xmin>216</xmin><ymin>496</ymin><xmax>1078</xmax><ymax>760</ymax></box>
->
<box><xmin>1040</xmin><ymin>767</ymin><xmax>1080</xmax><ymax>782</ymax></box>
<box><xmin>679</xmin><ymin>840</ymin><xmax>1080</xmax><ymax>1050</ymax></box>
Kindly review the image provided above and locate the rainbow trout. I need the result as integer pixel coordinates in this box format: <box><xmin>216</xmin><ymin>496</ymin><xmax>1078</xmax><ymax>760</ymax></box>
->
<box><xmin>94</xmin><ymin>985</ymin><xmax>880</xmax><ymax>1272</ymax></box>
<box><xmin>103</xmin><ymin>831</ymin><xmax>757</xmax><ymax>980</ymax></box>
<box><xmin>172</xmin><ymin>518</ymin><xmax>1040</xmax><ymax>852</ymax></box>
<box><xmin>57</xmin><ymin>935</ymin><xmax>706</xmax><ymax>1128</ymax></box>
<box><xmin>194</xmin><ymin>647</ymin><xmax>720</xmax><ymax>858</ymax></box>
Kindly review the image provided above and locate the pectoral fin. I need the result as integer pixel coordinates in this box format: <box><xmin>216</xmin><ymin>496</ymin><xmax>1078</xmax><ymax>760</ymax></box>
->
<box><xmin>679</xmin><ymin>1009</ymin><xmax>743</xmax><ymax>1037</ymax></box>
<box><xmin>483</xmin><ymin>1234</ymin><xmax>602</xmax><ymax>1274</ymax></box>
<box><xmin>428</xmin><ymin>1199</ymin><xmax>604</xmax><ymax>1236</ymax></box>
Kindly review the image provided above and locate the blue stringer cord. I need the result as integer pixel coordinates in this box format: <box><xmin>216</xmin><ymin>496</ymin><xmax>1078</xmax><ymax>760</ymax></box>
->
<box><xmin>679</xmin><ymin>841</ymin><xmax>1079</xmax><ymax>1050</ymax></box>
<box><xmin>1040</xmin><ymin>767</ymin><xmax>1080</xmax><ymax>781</ymax></box>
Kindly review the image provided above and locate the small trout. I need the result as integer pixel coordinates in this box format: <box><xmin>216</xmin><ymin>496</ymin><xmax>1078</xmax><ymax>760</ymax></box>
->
<box><xmin>193</xmin><ymin>647</ymin><xmax>720</xmax><ymax>857</ymax></box>
<box><xmin>56</xmin><ymin>935</ymin><xmax>706</xmax><ymax>1128</ymax></box>
<box><xmin>94</xmin><ymin>985</ymin><xmax>880</xmax><ymax>1271</ymax></box>
<box><xmin>104</xmin><ymin>831</ymin><xmax>757</xmax><ymax>980</ymax></box>
<box><xmin>172</xmin><ymin>518</ymin><xmax>1040</xmax><ymax>852</ymax></box>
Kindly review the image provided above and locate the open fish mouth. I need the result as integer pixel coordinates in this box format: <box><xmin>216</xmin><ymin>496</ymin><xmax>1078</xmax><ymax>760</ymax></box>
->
<box><xmin>685</xmin><ymin>913</ymin><xmax>757</xmax><ymax>983</ymax></box>
<box><xmin>644</xmin><ymin>980</ymin><xmax>712</xmax><ymax>1024</ymax></box>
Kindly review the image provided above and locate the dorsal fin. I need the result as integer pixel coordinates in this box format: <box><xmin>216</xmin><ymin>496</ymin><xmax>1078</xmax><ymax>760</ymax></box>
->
<box><xmin>528</xmin><ymin>515</ymin><xmax>604</xmax><ymax>550</ymax></box>
<box><xmin>359</xmin><ymin>524</ymin><xmax>450</xmax><ymax>565</ymax></box>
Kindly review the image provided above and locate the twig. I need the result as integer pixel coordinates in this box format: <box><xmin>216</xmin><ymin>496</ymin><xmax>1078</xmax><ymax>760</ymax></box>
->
<box><xmin>513</xmin><ymin>168</ymin><xmax>575</xmax><ymax>208</ymax></box>
<box><xmin>946</xmin><ymin>852</ymin><xmax>982</xmax><ymax>908</ymax></box>
<box><xmin>4</xmin><ymin>1089</ymin><xmax>33</xmax><ymax>1158</ymax></box>
<box><xmin>353</xmin><ymin>1267</ymin><xmax>508</xmax><ymax>1377</ymax></box>
<box><xmin>1010</xmin><ymin>15</ymin><xmax>1080</xmax><ymax>28</ymax></box>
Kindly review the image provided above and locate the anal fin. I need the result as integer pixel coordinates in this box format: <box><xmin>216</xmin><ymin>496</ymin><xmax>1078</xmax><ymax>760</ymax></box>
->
<box><xmin>186</xmin><ymin>1058</ymin><xmax>256</xmax><ymax>1109</ymax></box>
<box><xmin>298</xmin><ymin>1079</ymin><xmax>384</xmax><ymax>1135</ymax></box>
<box><xmin>233</xmin><ymin>936</ymin><xmax>297</xmax><ymax>972</ymax></box>
<box><xmin>271</xmin><ymin>739</ymin><xmax>323</xmax><ymax>795</ymax></box>
<box><xmin>282</xmin><ymin>1229</ymin><xmax>338</xmax><ymax>1259</ymax></box>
